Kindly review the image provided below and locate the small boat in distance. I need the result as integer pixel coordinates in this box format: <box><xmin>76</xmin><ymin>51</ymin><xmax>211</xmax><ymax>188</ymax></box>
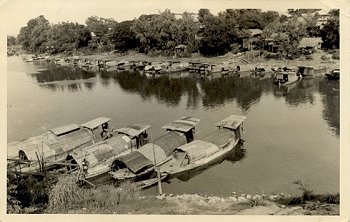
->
<box><xmin>109</xmin><ymin>117</ymin><xmax>200</xmax><ymax>181</ymax></box>
<box><xmin>297</xmin><ymin>66</ymin><xmax>327</xmax><ymax>79</ymax></box>
<box><xmin>325</xmin><ymin>69</ymin><xmax>340</xmax><ymax>80</ymax></box>
<box><xmin>274</xmin><ymin>70</ymin><xmax>300</xmax><ymax>86</ymax></box>
<box><xmin>160</xmin><ymin>115</ymin><xmax>246</xmax><ymax>177</ymax></box>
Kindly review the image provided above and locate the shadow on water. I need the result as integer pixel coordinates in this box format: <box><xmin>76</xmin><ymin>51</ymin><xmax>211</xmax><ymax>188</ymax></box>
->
<box><xmin>171</xmin><ymin>141</ymin><xmax>247</xmax><ymax>182</ymax></box>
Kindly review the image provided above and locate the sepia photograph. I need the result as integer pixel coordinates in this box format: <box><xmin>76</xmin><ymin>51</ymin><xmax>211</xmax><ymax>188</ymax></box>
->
<box><xmin>0</xmin><ymin>0</ymin><xmax>349</xmax><ymax>220</ymax></box>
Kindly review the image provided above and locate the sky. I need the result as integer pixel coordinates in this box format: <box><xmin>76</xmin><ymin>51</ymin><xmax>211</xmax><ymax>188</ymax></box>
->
<box><xmin>0</xmin><ymin>0</ymin><xmax>336</xmax><ymax>36</ymax></box>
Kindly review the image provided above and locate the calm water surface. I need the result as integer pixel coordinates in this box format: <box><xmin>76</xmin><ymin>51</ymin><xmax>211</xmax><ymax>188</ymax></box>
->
<box><xmin>7</xmin><ymin>56</ymin><xmax>339</xmax><ymax>196</ymax></box>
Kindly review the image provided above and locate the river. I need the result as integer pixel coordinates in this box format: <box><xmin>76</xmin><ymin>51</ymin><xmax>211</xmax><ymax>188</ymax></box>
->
<box><xmin>7</xmin><ymin>56</ymin><xmax>339</xmax><ymax>196</ymax></box>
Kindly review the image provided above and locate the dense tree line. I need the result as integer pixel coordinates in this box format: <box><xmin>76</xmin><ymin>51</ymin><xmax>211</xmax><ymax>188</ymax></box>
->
<box><xmin>16</xmin><ymin>9</ymin><xmax>339</xmax><ymax>56</ymax></box>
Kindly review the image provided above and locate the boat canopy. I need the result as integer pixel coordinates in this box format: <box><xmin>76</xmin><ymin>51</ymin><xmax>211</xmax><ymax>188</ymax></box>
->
<box><xmin>175</xmin><ymin>140</ymin><xmax>219</xmax><ymax>163</ymax></box>
<box><xmin>216</xmin><ymin>115</ymin><xmax>247</xmax><ymax>130</ymax></box>
<box><xmin>17</xmin><ymin>128</ymin><xmax>93</xmax><ymax>161</ymax></box>
<box><xmin>81</xmin><ymin>117</ymin><xmax>110</xmax><ymax>130</ymax></box>
<box><xmin>115</xmin><ymin>124</ymin><xmax>150</xmax><ymax>138</ymax></box>
<box><xmin>117</xmin><ymin>151</ymin><xmax>154</xmax><ymax>174</ymax></box>
<box><xmin>162</xmin><ymin>116</ymin><xmax>200</xmax><ymax>133</ymax></box>
<box><xmin>153</xmin><ymin>131</ymin><xmax>187</xmax><ymax>156</ymax></box>
<box><xmin>202</xmin><ymin>128</ymin><xmax>235</xmax><ymax>148</ymax></box>
<box><xmin>50</xmin><ymin>124</ymin><xmax>80</xmax><ymax>136</ymax></box>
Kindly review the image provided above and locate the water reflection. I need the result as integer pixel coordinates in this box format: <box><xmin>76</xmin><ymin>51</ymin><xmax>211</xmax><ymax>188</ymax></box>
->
<box><xmin>318</xmin><ymin>79</ymin><xmax>340</xmax><ymax>135</ymax></box>
<box><xmin>27</xmin><ymin>64</ymin><xmax>340</xmax><ymax>135</ymax></box>
<box><xmin>30</xmin><ymin>63</ymin><xmax>96</xmax><ymax>83</ymax></box>
<box><xmin>112</xmin><ymin>71</ymin><xmax>199</xmax><ymax>108</ymax></box>
<box><xmin>174</xmin><ymin>141</ymin><xmax>246</xmax><ymax>182</ymax></box>
<box><xmin>200</xmin><ymin>76</ymin><xmax>272</xmax><ymax>111</ymax></box>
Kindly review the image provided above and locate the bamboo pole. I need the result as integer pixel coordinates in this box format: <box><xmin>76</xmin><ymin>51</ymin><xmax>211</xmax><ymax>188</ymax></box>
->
<box><xmin>151</xmin><ymin>134</ymin><xmax>162</xmax><ymax>195</ymax></box>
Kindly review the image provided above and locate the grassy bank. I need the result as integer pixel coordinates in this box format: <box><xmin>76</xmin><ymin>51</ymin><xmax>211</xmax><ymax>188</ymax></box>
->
<box><xmin>8</xmin><ymin>174</ymin><xmax>338</xmax><ymax>215</ymax></box>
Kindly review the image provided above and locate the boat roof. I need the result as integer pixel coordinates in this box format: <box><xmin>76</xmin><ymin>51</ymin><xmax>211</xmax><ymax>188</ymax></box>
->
<box><xmin>115</xmin><ymin>124</ymin><xmax>151</xmax><ymax>138</ymax></box>
<box><xmin>117</xmin><ymin>151</ymin><xmax>154</xmax><ymax>174</ymax></box>
<box><xmin>70</xmin><ymin>136</ymin><xmax>131</xmax><ymax>167</ymax></box>
<box><xmin>153</xmin><ymin>131</ymin><xmax>187</xmax><ymax>156</ymax></box>
<box><xmin>162</xmin><ymin>116</ymin><xmax>200</xmax><ymax>132</ymax></box>
<box><xmin>216</xmin><ymin>115</ymin><xmax>247</xmax><ymax>130</ymax></box>
<box><xmin>176</xmin><ymin>140</ymin><xmax>219</xmax><ymax>162</ymax></box>
<box><xmin>202</xmin><ymin>128</ymin><xmax>235</xmax><ymax>147</ymax></box>
<box><xmin>50</xmin><ymin>124</ymin><xmax>80</xmax><ymax>136</ymax></box>
<box><xmin>81</xmin><ymin>117</ymin><xmax>110</xmax><ymax>130</ymax></box>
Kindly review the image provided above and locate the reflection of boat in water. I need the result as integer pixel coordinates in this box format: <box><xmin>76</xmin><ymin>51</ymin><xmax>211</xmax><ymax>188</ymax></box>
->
<box><xmin>273</xmin><ymin>78</ymin><xmax>300</xmax><ymax>96</ymax></box>
<box><xmin>66</xmin><ymin>124</ymin><xmax>150</xmax><ymax>182</ymax></box>
<box><xmin>7</xmin><ymin>117</ymin><xmax>112</xmax><ymax>175</ymax></box>
<box><xmin>174</xmin><ymin>140</ymin><xmax>246</xmax><ymax>182</ymax></box>
<box><xmin>160</xmin><ymin>115</ymin><xmax>246</xmax><ymax>177</ymax></box>
<box><xmin>109</xmin><ymin>117</ymin><xmax>200</xmax><ymax>181</ymax></box>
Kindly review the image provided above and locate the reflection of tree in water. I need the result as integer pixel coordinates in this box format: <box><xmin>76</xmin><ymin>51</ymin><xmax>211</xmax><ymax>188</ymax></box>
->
<box><xmin>175</xmin><ymin>141</ymin><xmax>247</xmax><ymax>182</ymax></box>
<box><xmin>30</xmin><ymin>63</ymin><xmax>96</xmax><ymax>83</ymax></box>
<box><xmin>112</xmin><ymin>71</ymin><xmax>199</xmax><ymax>108</ymax></box>
<box><xmin>318</xmin><ymin>79</ymin><xmax>340</xmax><ymax>135</ymax></box>
<box><xmin>200</xmin><ymin>76</ymin><xmax>272</xmax><ymax>111</ymax></box>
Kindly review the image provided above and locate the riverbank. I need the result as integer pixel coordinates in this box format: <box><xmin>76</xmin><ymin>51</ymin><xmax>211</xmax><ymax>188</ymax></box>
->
<box><xmin>7</xmin><ymin>174</ymin><xmax>338</xmax><ymax>215</ymax></box>
<box><xmin>48</xmin><ymin>192</ymin><xmax>339</xmax><ymax>215</ymax></box>
<box><xmin>73</xmin><ymin>50</ymin><xmax>340</xmax><ymax>71</ymax></box>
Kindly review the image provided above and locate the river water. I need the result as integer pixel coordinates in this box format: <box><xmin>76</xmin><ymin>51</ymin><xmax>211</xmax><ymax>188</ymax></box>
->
<box><xmin>7</xmin><ymin>56</ymin><xmax>339</xmax><ymax>196</ymax></box>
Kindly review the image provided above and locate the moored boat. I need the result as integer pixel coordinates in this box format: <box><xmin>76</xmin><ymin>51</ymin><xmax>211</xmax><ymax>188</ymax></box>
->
<box><xmin>298</xmin><ymin>66</ymin><xmax>327</xmax><ymax>78</ymax></box>
<box><xmin>160</xmin><ymin>115</ymin><xmax>246</xmax><ymax>176</ymax></box>
<box><xmin>66</xmin><ymin>124</ymin><xmax>151</xmax><ymax>181</ymax></box>
<box><xmin>8</xmin><ymin>117</ymin><xmax>112</xmax><ymax>174</ymax></box>
<box><xmin>109</xmin><ymin>117</ymin><xmax>200</xmax><ymax>181</ymax></box>
<box><xmin>273</xmin><ymin>70</ymin><xmax>300</xmax><ymax>86</ymax></box>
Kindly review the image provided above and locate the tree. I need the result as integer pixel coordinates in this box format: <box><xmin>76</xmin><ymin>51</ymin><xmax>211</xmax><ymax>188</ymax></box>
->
<box><xmin>7</xmin><ymin>36</ymin><xmax>16</xmax><ymax>46</ymax></box>
<box><xmin>46</xmin><ymin>22</ymin><xmax>91</xmax><ymax>54</ymax></box>
<box><xmin>321</xmin><ymin>9</ymin><xmax>339</xmax><ymax>49</ymax></box>
<box><xmin>16</xmin><ymin>15</ymin><xmax>51</xmax><ymax>53</ymax></box>
<box><xmin>132</xmin><ymin>10</ymin><xmax>181</xmax><ymax>54</ymax></box>
<box><xmin>109</xmin><ymin>20</ymin><xmax>139</xmax><ymax>52</ymax></box>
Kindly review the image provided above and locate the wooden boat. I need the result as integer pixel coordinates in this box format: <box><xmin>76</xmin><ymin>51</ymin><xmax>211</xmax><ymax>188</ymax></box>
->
<box><xmin>298</xmin><ymin>66</ymin><xmax>327</xmax><ymax>78</ymax></box>
<box><xmin>273</xmin><ymin>70</ymin><xmax>300</xmax><ymax>86</ymax></box>
<box><xmin>144</xmin><ymin>64</ymin><xmax>163</xmax><ymax>78</ymax></box>
<box><xmin>325</xmin><ymin>69</ymin><xmax>340</xmax><ymax>80</ymax></box>
<box><xmin>8</xmin><ymin>117</ymin><xmax>112</xmax><ymax>174</ymax></box>
<box><xmin>160</xmin><ymin>115</ymin><xmax>246</xmax><ymax>176</ymax></box>
<box><xmin>109</xmin><ymin>117</ymin><xmax>200</xmax><ymax>181</ymax></box>
<box><xmin>66</xmin><ymin>124</ymin><xmax>151</xmax><ymax>181</ymax></box>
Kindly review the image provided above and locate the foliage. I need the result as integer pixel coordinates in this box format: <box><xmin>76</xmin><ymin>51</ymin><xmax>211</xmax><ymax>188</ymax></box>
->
<box><xmin>109</xmin><ymin>20</ymin><xmax>139</xmax><ymax>52</ymax></box>
<box><xmin>47</xmin><ymin>22</ymin><xmax>91</xmax><ymax>54</ymax></box>
<box><xmin>17</xmin><ymin>15</ymin><xmax>51</xmax><ymax>53</ymax></box>
<box><xmin>16</xmin><ymin>9</ymin><xmax>338</xmax><ymax>57</ymax></box>
<box><xmin>7</xmin><ymin>36</ymin><xmax>16</xmax><ymax>46</ymax></box>
<box><xmin>321</xmin><ymin>9</ymin><xmax>339</xmax><ymax>49</ymax></box>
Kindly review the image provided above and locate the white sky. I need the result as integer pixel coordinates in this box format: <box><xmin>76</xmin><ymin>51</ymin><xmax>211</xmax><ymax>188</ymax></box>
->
<box><xmin>0</xmin><ymin>0</ymin><xmax>335</xmax><ymax>36</ymax></box>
